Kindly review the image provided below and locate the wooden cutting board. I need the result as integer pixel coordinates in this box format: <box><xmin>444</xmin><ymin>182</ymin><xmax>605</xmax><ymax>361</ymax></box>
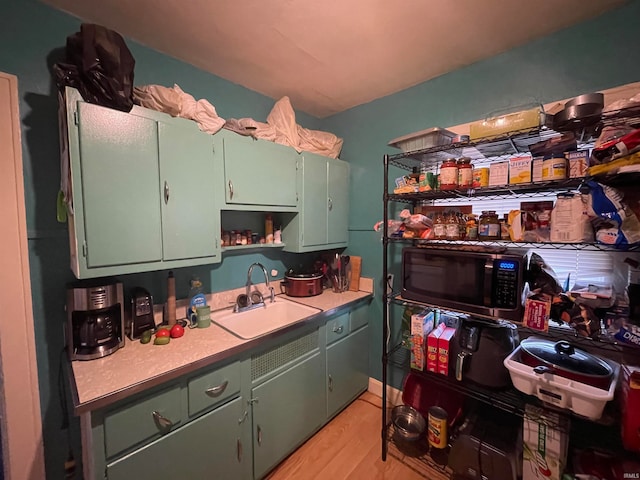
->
<box><xmin>349</xmin><ymin>256</ymin><xmax>362</xmax><ymax>291</ymax></box>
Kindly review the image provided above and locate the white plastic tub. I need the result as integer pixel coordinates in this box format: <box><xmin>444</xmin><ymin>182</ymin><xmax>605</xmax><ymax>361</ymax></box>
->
<box><xmin>504</xmin><ymin>346</ymin><xmax>619</xmax><ymax>420</ymax></box>
<box><xmin>388</xmin><ymin>127</ymin><xmax>456</xmax><ymax>153</ymax></box>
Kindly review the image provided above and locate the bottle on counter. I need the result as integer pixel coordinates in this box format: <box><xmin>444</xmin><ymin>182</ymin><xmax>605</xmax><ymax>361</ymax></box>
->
<box><xmin>265</xmin><ymin>214</ymin><xmax>274</xmax><ymax>244</ymax></box>
<box><xmin>186</xmin><ymin>276</ymin><xmax>207</xmax><ymax>327</ymax></box>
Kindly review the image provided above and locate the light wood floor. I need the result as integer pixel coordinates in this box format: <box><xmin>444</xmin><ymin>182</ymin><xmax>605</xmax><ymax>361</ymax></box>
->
<box><xmin>265</xmin><ymin>391</ymin><xmax>427</xmax><ymax>480</ymax></box>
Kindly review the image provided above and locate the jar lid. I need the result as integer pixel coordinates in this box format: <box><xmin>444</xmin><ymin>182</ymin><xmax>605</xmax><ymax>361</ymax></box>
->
<box><xmin>457</xmin><ymin>157</ymin><xmax>472</xmax><ymax>164</ymax></box>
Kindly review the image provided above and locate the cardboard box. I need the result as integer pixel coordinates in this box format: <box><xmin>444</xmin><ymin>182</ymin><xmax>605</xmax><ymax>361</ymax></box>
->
<box><xmin>410</xmin><ymin>310</ymin><xmax>435</xmax><ymax>371</ymax></box>
<box><xmin>532</xmin><ymin>156</ymin><xmax>544</xmax><ymax>182</ymax></box>
<box><xmin>523</xmin><ymin>298</ymin><xmax>551</xmax><ymax>330</ymax></box>
<box><xmin>509</xmin><ymin>156</ymin><xmax>532</xmax><ymax>184</ymax></box>
<box><xmin>521</xmin><ymin>200</ymin><xmax>553</xmax><ymax>242</ymax></box>
<box><xmin>437</xmin><ymin>327</ymin><xmax>456</xmax><ymax>376</ymax></box>
<box><xmin>523</xmin><ymin>405</ymin><xmax>569</xmax><ymax>480</ymax></box>
<box><xmin>426</xmin><ymin>323</ymin><xmax>446</xmax><ymax>373</ymax></box>
<box><xmin>566</xmin><ymin>150</ymin><xmax>589</xmax><ymax>178</ymax></box>
<box><xmin>489</xmin><ymin>161</ymin><xmax>509</xmax><ymax>186</ymax></box>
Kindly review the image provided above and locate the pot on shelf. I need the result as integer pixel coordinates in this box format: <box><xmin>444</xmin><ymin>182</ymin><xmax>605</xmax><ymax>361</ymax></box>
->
<box><xmin>519</xmin><ymin>337</ymin><xmax>614</xmax><ymax>390</ymax></box>
<box><xmin>280</xmin><ymin>271</ymin><xmax>324</xmax><ymax>297</ymax></box>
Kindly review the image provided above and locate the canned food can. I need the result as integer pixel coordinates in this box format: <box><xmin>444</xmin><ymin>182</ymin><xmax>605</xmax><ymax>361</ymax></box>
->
<box><xmin>542</xmin><ymin>156</ymin><xmax>567</xmax><ymax>180</ymax></box>
<box><xmin>427</xmin><ymin>406</ymin><xmax>448</xmax><ymax>449</ymax></box>
<box><xmin>472</xmin><ymin>167</ymin><xmax>489</xmax><ymax>188</ymax></box>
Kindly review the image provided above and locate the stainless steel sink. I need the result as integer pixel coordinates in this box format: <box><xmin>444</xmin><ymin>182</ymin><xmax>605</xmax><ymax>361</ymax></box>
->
<box><xmin>211</xmin><ymin>297</ymin><xmax>321</xmax><ymax>339</ymax></box>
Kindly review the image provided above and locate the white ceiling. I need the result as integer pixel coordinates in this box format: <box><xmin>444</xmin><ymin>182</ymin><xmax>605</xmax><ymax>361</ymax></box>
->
<box><xmin>43</xmin><ymin>0</ymin><xmax>625</xmax><ymax>118</ymax></box>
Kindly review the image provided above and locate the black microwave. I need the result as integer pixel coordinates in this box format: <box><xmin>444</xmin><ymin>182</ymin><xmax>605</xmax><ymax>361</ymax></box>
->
<box><xmin>401</xmin><ymin>247</ymin><xmax>527</xmax><ymax>322</ymax></box>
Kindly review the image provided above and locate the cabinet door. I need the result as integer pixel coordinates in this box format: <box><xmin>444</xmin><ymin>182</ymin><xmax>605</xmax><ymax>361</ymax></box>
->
<box><xmin>107</xmin><ymin>397</ymin><xmax>247</xmax><ymax>480</ymax></box>
<box><xmin>76</xmin><ymin>101</ymin><xmax>163</xmax><ymax>267</ymax></box>
<box><xmin>223</xmin><ymin>133</ymin><xmax>298</xmax><ymax>207</ymax></box>
<box><xmin>158</xmin><ymin>121</ymin><xmax>220</xmax><ymax>261</ymax></box>
<box><xmin>327</xmin><ymin>325</ymin><xmax>369</xmax><ymax>419</ymax></box>
<box><xmin>252</xmin><ymin>352</ymin><xmax>325</xmax><ymax>479</ymax></box>
<box><xmin>327</xmin><ymin>158</ymin><xmax>349</xmax><ymax>245</ymax></box>
<box><xmin>300</xmin><ymin>154</ymin><xmax>328</xmax><ymax>247</ymax></box>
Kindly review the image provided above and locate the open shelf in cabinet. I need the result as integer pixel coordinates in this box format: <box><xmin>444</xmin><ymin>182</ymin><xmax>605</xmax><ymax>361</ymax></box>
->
<box><xmin>385</xmin><ymin>426</ymin><xmax>452</xmax><ymax>480</ymax></box>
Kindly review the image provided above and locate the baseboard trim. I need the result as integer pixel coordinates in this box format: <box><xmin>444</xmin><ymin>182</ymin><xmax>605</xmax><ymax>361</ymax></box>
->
<box><xmin>367</xmin><ymin>377</ymin><xmax>403</xmax><ymax>407</ymax></box>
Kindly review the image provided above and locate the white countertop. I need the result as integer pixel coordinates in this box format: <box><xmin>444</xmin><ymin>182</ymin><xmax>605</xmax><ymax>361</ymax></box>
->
<box><xmin>70</xmin><ymin>279</ymin><xmax>374</xmax><ymax>414</ymax></box>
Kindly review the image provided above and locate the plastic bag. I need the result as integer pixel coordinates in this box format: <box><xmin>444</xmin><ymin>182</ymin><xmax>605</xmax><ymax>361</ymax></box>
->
<box><xmin>586</xmin><ymin>181</ymin><xmax>640</xmax><ymax>247</ymax></box>
<box><xmin>53</xmin><ymin>23</ymin><xmax>135</xmax><ymax>112</ymax></box>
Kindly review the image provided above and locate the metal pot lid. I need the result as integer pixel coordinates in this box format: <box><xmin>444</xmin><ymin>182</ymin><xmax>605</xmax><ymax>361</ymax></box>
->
<box><xmin>521</xmin><ymin>338</ymin><xmax>612</xmax><ymax>377</ymax></box>
<box><xmin>285</xmin><ymin>269</ymin><xmax>323</xmax><ymax>280</ymax></box>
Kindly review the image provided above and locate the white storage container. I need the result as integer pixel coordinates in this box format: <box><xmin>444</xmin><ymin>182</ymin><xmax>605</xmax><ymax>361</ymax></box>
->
<box><xmin>504</xmin><ymin>347</ymin><xmax>619</xmax><ymax>420</ymax></box>
<box><xmin>388</xmin><ymin>127</ymin><xmax>456</xmax><ymax>153</ymax></box>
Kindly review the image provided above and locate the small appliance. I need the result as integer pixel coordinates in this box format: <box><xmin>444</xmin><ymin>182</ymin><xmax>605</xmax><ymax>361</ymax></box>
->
<box><xmin>401</xmin><ymin>247</ymin><xmax>527</xmax><ymax>322</ymax></box>
<box><xmin>449</xmin><ymin>318</ymin><xmax>519</xmax><ymax>389</ymax></box>
<box><xmin>127</xmin><ymin>287</ymin><xmax>157</xmax><ymax>340</ymax></box>
<box><xmin>66</xmin><ymin>278</ymin><xmax>124</xmax><ymax>360</ymax></box>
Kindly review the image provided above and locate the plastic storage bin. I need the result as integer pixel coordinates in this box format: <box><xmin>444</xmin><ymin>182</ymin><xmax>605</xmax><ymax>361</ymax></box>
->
<box><xmin>388</xmin><ymin>127</ymin><xmax>456</xmax><ymax>153</ymax></box>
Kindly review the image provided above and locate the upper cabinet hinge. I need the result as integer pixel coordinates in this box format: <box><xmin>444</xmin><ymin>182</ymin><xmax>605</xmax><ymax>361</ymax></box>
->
<box><xmin>82</xmin><ymin>241</ymin><xmax>88</xmax><ymax>258</ymax></box>
<box><xmin>73</xmin><ymin>110</ymin><xmax>79</xmax><ymax>125</ymax></box>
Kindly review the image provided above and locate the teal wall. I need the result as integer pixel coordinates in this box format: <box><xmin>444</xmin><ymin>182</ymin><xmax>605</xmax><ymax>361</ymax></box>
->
<box><xmin>2</xmin><ymin>0</ymin><xmax>640</xmax><ymax>477</ymax></box>
<box><xmin>1</xmin><ymin>1</ymin><xmax>320</xmax><ymax>478</ymax></box>
<box><xmin>323</xmin><ymin>0</ymin><xmax>640</xmax><ymax>389</ymax></box>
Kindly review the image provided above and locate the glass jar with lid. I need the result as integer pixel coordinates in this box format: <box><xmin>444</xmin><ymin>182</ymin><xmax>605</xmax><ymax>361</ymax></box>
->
<box><xmin>433</xmin><ymin>212</ymin><xmax>447</xmax><ymax>240</ymax></box>
<box><xmin>465</xmin><ymin>214</ymin><xmax>478</xmax><ymax>240</ymax></box>
<box><xmin>439</xmin><ymin>158</ymin><xmax>458</xmax><ymax>191</ymax></box>
<box><xmin>445</xmin><ymin>212</ymin><xmax>461</xmax><ymax>240</ymax></box>
<box><xmin>478</xmin><ymin>211</ymin><xmax>500</xmax><ymax>240</ymax></box>
<box><xmin>457</xmin><ymin>157</ymin><xmax>473</xmax><ymax>189</ymax></box>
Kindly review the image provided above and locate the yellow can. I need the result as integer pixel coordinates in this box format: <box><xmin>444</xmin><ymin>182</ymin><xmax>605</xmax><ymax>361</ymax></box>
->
<box><xmin>472</xmin><ymin>167</ymin><xmax>489</xmax><ymax>188</ymax></box>
<box><xmin>541</xmin><ymin>156</ymin><xmax>567</xmax><ymax>181</ymax></box>
<box><xmin>427</xmin><ymin>406</ymin><xmax>448</xmax><ymax>449</ymax></box>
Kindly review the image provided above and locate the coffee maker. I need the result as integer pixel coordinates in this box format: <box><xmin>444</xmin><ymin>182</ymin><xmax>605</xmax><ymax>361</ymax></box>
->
<box><xmin>127</xmin><ymin>287</ymin><xmax>157</xmax><ymax>340</ymax></box>
<box><xmin>66</xmin><ymin>278</ymin><xmax>125</xmax><ymax>360</ymax></box>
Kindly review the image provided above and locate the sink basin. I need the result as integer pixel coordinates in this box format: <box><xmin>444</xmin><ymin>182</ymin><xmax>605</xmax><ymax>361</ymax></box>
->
<box><xmin>211</xmin><ymin>297</ymin><xmax>321</xmax><ymax>339</ymax></box>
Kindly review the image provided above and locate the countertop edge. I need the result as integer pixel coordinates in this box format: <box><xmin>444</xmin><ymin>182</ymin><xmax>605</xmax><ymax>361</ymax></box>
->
<box><xmin>70</xmin><ymin>292</ymin><xmax>373</xmax><ymax>415</ymax></box>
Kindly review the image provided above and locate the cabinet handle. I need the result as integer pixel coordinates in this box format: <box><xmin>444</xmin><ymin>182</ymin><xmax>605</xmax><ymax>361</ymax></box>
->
<box><xmin>257</xmin><ymin>425</ymin><xmax>262</xmax><ymax>446</ymax></box>
<box><xmin>152</xmin><ymin>410</ymin><xmax>174</xmax><ymax>431</ymax></box>
<box><xmin>237</xmin><ymin>439</ymin><xmax>242</xmax><ymax>463</ymax></box>
<box><xmin>228</xmin><ymin>180</ymin><xmax>234</xmax><ymax>200</ymax></box>
<box><xmin>328</xmin><ymin>374</ymin><xmax>334</xmax><ymax>392</ymax></box>
<box><xmin>205</xmin><ymin>380</ymin><xmax>228</xmax><ymax>398</ymax></box>
<box><xmin>164</xmin><ymin>181</ymin><xmax>170</xmax><ymax>204</ymax></box>
<box><xmin>332</xmin><ymin>325</ymin><xmax>343</xmax><ymax>334</ymax></box>
<box><xmin>328</xmin><ymin>197</ymin><xmax>333</xmax><ymax>211</ymax></box>
<box><xmin>238</xmin><ymin>410</ymin><xmax>248</xmax><ymax>424</ymax></box>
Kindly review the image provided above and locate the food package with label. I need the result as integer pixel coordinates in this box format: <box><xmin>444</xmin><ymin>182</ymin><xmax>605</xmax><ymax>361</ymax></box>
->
<box><xmin>410</xmin><ymin>309</ymin><xmax>435</xmax><ymax>371</ymax></box>
<box><xmin>426</xmin><ymin>323</ymin><xmax>446</xmax><ymax>373</ymax></box>
<box><xmin>509</xmin><ymin>155</ymin><xmax>532</xmax><ymax>184</ymax></box>
<box><xmin>523</xmin><ymin>405</ymin><xmax>569</xmax><ymax>480</ymax></box>
<box><xmin>470</xmin><ymin>106</ymin><xmax>545</xmax><ymax>140</ymax></box>
<box><xmin>521</xmin><ymin>201</ymin><xmax>554</xmax><ymax>242</ymax></box>
<box><xmin>489</xmin><ymin>161</ymin><xmax>509</xmax><ymax>186</ymax></box>
<box><xmin>566</xmin><ymin>150</ymin><xmax>589</xmax><ymax>178</ymax></box>
<box><xmin>437</xmin><ymin>327</ymin><xmax>456</xmax><ymax>376</ymax></box>
<box><xmin>550</xmin><ymin>193</ymin><xmax>594</xmax><ymax>243</ymax></box>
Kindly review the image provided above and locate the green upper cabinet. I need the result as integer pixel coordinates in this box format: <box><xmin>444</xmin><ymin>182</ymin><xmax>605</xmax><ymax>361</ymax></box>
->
<box><xmin>221</xmin><ymin>131</ymin><xmax>299</xmax><ymax>210</ymax></box>
<box><xmin>64</xmin><ymin>87</ymin><xmax>221</xmax><ymax>278</ymax></box>
<box><xmin>283</xmin><ymin>152</ymin><xmax>349</xmax><ymax>252</ymax></box>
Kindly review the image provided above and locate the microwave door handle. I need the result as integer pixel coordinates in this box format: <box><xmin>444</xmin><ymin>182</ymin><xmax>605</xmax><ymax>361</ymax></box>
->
<box><xmin>483</xmin><ymin>260</ymin><xmax>494</xmax><ymax>307</ymax></box>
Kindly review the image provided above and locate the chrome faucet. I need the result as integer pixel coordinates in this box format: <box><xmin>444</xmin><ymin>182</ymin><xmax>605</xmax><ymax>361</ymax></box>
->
<box><xmin>234</xmin><ymin>262</ymin><xmax>275</xmax><ymax>312</ymax></box>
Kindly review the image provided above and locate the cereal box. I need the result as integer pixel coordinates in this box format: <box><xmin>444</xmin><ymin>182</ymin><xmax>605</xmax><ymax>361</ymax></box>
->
<box><xmin>410</xmin><ymin>310</ymin><xmax>435</xmax><ymax>371</ymax></box>
<box><xmin>437</xmin><ymin>327</ymin><xmax>456</xmax><ymax>376</ymax></box>
<box><xmin>426</xmin><ymin>323</ymin><xmax>446</xmax><ymax>373</ymax></box>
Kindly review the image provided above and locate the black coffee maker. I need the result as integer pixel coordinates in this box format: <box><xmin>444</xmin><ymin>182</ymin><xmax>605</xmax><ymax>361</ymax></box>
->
<box><xmin>66</xmin><ymin>278</ymin><xmax>125</xmax><ymax>360</ymax></box>
<box><xmin>127</xmin><ymin>287</ymin><xmax>156</xmax><ymax>340</ymax></box>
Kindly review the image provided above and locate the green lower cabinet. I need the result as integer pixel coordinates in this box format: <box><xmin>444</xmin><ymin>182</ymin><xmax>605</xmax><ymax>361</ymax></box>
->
<box><xmin>106</xmin><ymin>396</ymin><xmax>248</xmax><ymax>480</ymax></box>
<box><xmin>251</xmin><ymin>351</ymin><xmax>326</xmax><ymax>479</ymax></box>
<box><xmin>327</xmin><ymin>325</ymin><xmax>370</xmax><ymax>419</ymax></box>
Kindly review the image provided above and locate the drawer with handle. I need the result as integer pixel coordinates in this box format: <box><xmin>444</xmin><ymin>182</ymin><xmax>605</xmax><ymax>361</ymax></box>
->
<box><xmin>104</xmin><ymin>385</ymin><xmax>182</xmax><ymax>459</ymax></box>
<box><xmin>326</xmin><ymin>313</ymin><xmax>350</xmax><ymax>345</ymax></box>
<box><xmin>188</xmin><ymin>360</ymin><xmax>241</xmax><ymax>416</ymax></box>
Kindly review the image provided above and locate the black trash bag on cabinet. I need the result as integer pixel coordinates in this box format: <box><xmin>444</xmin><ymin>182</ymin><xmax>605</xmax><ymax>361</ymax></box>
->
<box><xmin>53</xmin><ymin>23</ymin><xmax>135</xmax><ymax>112</ymax></box>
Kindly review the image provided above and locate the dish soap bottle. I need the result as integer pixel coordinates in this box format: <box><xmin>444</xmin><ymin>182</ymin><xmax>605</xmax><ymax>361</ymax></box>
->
<box><xmin>186</xmin><ymin>276</ymin><xmax>206</xmax><ymax>327</ymax></box>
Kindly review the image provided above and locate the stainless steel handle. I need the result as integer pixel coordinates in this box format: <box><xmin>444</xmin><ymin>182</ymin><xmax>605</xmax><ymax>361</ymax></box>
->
<box><xmin>333</xmin><ymin>325</ymin><xmax>343</xmax><ymax>334</ymax></box>
<box><xmin>238</xmin><ymin>410</ymin><xmax>248</xmax><ymax>424</ymax></box>
<box><xmin>164</xmin><ymin>181</ymin><xmax>170</xmax><ymax>204</ymax></box>
<box><xmin>328</xmin><ymin>374</ymin><xmax>334</xmax><ymax>392</ymax></box>
<box><xmin>228</xmin><ymin>180</ymin><xmax>234</xmax><ymax>200</ymax></box>
<box><xmin>237</xmin><ymin>439</ymin><xmax>242</xmax><ymax>463</ymax></box>
<box><xmin>483</xmin><ymin>259</ymin><xmax>494</xmax><ymax>308</ymax></box>
<box><xmin>152</xmin><ymin>410</ymin><xmax>173</xmax><ymax>431</ymax></box>
<box><xmin>328</xmin><ymin>197</ymin><xmax>333</xmax><ymax>211</ymax></box>
<box><xmin>205</xmin><ymin>380</ymin><xmax>229</xmax><ymax>398</ymax></box>
<box><xmin>257</xmin><ymin>425</ymin><xmax>262</xmax><ymax>446</ymax></box>
<box><xmin>455</xmin><ymin>352</ymin><xmax>469</xmax><ymax>382</ymax></box>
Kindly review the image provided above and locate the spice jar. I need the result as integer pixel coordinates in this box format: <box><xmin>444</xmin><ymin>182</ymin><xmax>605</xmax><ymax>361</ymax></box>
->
<box><xmin>478</xmin><ymin>211</ymin><xmax>500</xmax><ymax>240</ymax></box>
<box><xmin>439</xmin><ymin>158</ymin><xmax>458</xmax><ymax>191</ymax></box>
<box><xmin>465</xmin><ymin>214</ymin><xmax>478</xmax><ymax>240</ymax></box>
<box><xmin>433</xmin><ymin>212</ymin><xmax>447</xmax><ymax>240</ymax></box>
<box><xmin>457</xmin><ymin>157</ymin><xmax>473</xmax><ymax>189</ymax></box>
<box><xmin>445</xmin><ymin>212</ymin><xmax>461</xmax><ymax>240</ymax></box>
